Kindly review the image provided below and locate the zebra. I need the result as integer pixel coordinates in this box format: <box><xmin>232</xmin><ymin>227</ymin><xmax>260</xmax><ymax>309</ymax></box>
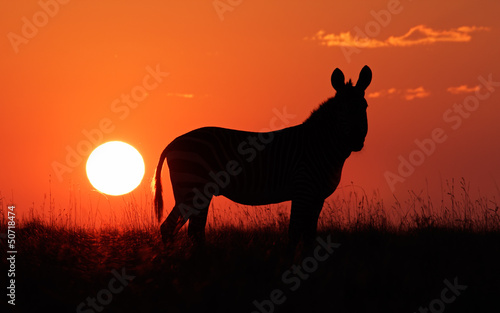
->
<box><xmin>153</xmin><ymin>65</ymin><xmax>372</xmax><ymax>249</ymax></box>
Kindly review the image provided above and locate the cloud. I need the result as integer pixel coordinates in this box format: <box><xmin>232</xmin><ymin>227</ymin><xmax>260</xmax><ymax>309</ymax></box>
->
<box><xmin>367</xmin><ymin>88</ymin><xmax>399</xmax><ymax>99</ymax></box>
<box><xmin>367</xmin><ymin>91</ymin><xmax>382</xmax><ymax>98</ymax></box>
<box><xmin>404</xmin><ymin>87</ymin><xmax>430</xmax><ymax>100</ymax></box>
<box><xmin>368</xmin><ymin>86</ymin><xmax>430</xmax><ymax>101</ymax></box>
<box><xmin>446</xmin><ymin>84</ymin><xmax>480</xmax><ymax>94</ymax></box>
<box><xmin>308</xmin><ymin>30</ymin><xmax>386</xmax><ymax>48</ymax></box>
<box><xmin>308</xmin><ymin>25</ymin><xmax>490</xmax><ymax>48</ymax></box>
<box><xmin>167</xmin><ymin>93</ymin><xmax>194</xmax><ymax>98</ymax></box>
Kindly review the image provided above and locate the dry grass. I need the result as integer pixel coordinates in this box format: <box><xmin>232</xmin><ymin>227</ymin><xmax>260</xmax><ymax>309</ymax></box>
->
<box><xmin>1</xmin><ymin>178</ymin><xmax>498</xmax><ymax>233</ymax></box>
<box><xmin>1</xmin><ymin>179</ymin><xmax>499</xmax><ymax>313</ymax></box>
<box><xmin>321</xmin><ymin>178</ymin><xmax>499</xmax><ymax>232</ymax></box>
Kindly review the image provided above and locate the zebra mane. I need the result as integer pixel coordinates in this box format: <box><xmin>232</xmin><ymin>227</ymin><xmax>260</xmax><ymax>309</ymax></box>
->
<box><xmin>303</xmin><ymin>79</ymin><xmax>353</xmax><ymax>125</ymax></box>
<box><xmin>303</xmin><ymin>97</ymin><xmax>335</xmax><ymax>125</ymax></box>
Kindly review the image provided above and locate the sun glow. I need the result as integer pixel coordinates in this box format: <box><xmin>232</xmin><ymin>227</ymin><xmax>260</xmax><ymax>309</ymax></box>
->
<box><xmin>86</xmin><ymin>141</ymin><xmax>145</xmax><ymax>196</ymax></box>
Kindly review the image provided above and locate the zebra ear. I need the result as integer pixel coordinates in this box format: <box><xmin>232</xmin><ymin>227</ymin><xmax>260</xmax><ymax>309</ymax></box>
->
<box><xmin>356</xmin><ymin>65</ymin><xmax>372</xmax><ymax>91</ymax></box>
<box><xmin>331</xmin><ymin>68</ymin><xmax>345</xmax><ymax>91</ymax></box>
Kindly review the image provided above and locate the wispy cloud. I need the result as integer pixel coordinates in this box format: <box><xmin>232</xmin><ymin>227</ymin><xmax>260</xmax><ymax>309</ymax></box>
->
<box><xmin>446</xmin><ymin>84</ymin><xmax>480</xmax><ymax>94</ymax></box>
<box><xmin>367</xmin><ymin>88</ymin><xmax>399</xmax><ymax>99</ymax></box>
<box><xmin>404</xmin><ymin>87</ymin><xmax>431</xmax><ymax>100</ymax></box>
<box><xmin>167</xmin><ymin>92</ymin><xmax>195</xmax><ymax>99</ymax></box>
<box><xmin>368</xmin><ymin>86</ymin><xmax>430</xmax><ymax>101</ymax></box>
<box><xmin>307</xmin><ymin>25</ymin><xmax>490</xmax><ymax>48</ymax></box>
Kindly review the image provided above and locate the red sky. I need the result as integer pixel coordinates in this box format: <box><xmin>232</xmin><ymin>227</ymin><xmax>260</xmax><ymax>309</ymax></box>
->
<box><xmin>1</xmin><ymin>0</ymin><xmax>499</xmax><ymax>225</ymax></box>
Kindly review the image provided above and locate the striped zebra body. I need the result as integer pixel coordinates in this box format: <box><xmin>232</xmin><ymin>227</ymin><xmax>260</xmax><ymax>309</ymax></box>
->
<box><xmin>153</xmin><ymin>66</ymin><xmax>372</xmax><ymax>248</ymax></box>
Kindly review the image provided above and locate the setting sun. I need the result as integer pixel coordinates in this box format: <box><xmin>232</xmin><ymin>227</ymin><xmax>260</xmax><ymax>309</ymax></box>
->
<box><xmin>86</xmin><ymin>141</ymin><xmax>145</xmax><ymax>196</ymax></box>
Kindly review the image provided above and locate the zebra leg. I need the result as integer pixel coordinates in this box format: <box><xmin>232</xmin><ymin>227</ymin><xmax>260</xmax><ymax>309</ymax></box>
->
<box><xmin>160</xmin><ymin>205</ymin><xmax>188</xmax><ymax>244</ymax></box>
<box><xmin>302</xmin><ymin>201</ymin><xmax>323</xmax><ymax>251</ymax></box>
<box><xmin>187</xmin><ymin>203</ymin><xmax>210</xmax><ymax>246</ymax></box>
<box><xmin>288</xmin><ymin>197</ymin><xmax>324</xmax><ymax>253</ymax></box>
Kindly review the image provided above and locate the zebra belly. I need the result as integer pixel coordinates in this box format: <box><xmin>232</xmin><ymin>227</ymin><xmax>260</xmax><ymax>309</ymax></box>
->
<box><xmin>221</xmin><ymin>188</ymin><xmax>292</xmax><ymax>206</ymax></box>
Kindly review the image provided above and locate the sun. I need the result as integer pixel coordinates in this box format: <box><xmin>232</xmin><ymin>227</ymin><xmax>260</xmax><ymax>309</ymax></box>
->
<box><xmin>86</xmin><ymin>141</ymin><xmax>145</xmax><ymax>196</ymax></box>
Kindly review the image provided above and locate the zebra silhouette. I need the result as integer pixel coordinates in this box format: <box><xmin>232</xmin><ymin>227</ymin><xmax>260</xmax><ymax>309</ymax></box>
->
<box><xmin>153</xmin><ymin>66</ymin><xmax>372</xmax><ymax>249</ymax></box>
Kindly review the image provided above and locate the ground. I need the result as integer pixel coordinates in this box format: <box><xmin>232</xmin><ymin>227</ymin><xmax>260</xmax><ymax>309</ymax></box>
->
<box><xmin>5</xmin><ymin>221</ymin><xmax>500</xmax><ymax>313</ymax></box>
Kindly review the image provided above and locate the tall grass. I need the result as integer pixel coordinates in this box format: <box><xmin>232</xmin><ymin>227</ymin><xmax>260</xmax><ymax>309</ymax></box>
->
<box><xmin>208</xmin><ymin>178</ymin><xmax>500</xmax><ymax>232</ymax></box>
<box><xmin>3</xmin><ymin>180</ymin><xmax>498</xmax><ymax>313</ymax></box>
<box><xmin>321</xmin><ymin>178</ymin><xmax>499</xmax><ymax>232</ymax></box>
<box><xmin>1</xmin><ymin>178</ymin><xmax>498</xmax><ymax>233</ymax></box>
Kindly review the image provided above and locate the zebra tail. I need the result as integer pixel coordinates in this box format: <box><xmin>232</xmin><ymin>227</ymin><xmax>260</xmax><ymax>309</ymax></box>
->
<box><xmin>152</xmin><ymin>147</ymin><xmax>168</xmax><ymax>223</ymax></box>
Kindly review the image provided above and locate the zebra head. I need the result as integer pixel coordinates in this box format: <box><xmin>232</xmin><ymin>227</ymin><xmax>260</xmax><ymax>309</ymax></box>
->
<box><xmin>330</xmin><ymin>65</ymin><xmax>372</xmax><ymax>152</ymax></box>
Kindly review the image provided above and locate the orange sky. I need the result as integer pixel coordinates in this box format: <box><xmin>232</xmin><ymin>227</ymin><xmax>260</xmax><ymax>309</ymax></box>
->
<box><xmin>1</xmin><ymin>0</ymin><xmax>499</xmax><ymax>224</ymax></box>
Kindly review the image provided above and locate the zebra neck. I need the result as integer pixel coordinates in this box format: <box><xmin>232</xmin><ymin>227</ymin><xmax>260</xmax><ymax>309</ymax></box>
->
<box><xmin>304</xmin><ymin>123</ymin><xmax>352</xmax><ymax>161</ymax></box>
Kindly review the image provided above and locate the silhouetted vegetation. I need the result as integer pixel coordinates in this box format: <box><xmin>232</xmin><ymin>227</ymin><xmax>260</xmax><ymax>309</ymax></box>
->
<box><xmin>1</xmin><ymin>179</ymin><xmax>499</xmax><ymax>312</ymax></box>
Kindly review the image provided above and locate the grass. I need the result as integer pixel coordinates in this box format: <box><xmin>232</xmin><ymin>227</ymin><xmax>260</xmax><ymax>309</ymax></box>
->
<box><xmin>1</xmin><ymin>179</ymin><xmax>500</xmax><ymax>313</ymax></box>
